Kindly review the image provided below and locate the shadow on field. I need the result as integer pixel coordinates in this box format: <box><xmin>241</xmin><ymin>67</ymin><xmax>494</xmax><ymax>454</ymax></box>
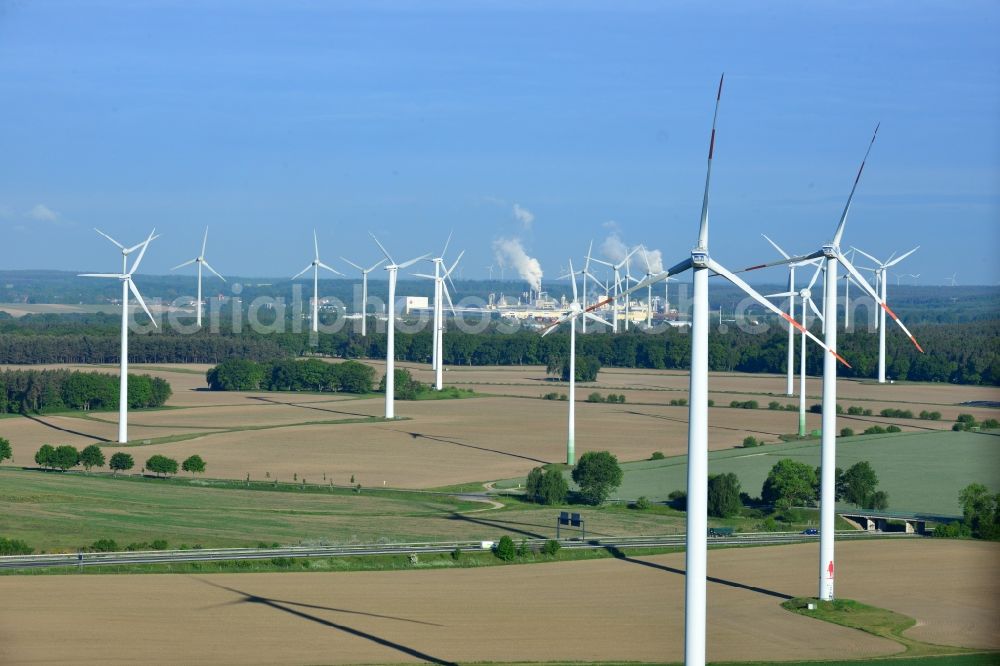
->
<box><xmin>194</xmin><ymin>579</ymin><xmax>456</xmax><ymax>665</ymax></box>
<box><xmin>387</xmin><ymin>428</ymin><xmax>549</xmax><ymax>465</ymax></box>
<box><xmin>621</xmin><ymin>409</ymin><xmax>786</xmax><ymax>438</ymax></box>
<box><xmin>21</xmin><ymin>413</ymin><xmax>111</xmax><ymax>442</ymax></box>
<box><xmin>603</xmin><ymin>546</ymin><xmax>793</xmax><ymax>600</ymax></box>
<box><xmin>249</xmin><ymin>395</ymin><xmax>375</xmax><ymax>419</ymax></box>
<box><xmin>446</xmin><ymin>511</ymin><xmax>548</xmax><ymax>539</ymax></box>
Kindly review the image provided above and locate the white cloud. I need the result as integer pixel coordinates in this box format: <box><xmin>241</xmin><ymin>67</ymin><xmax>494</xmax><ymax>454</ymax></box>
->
<box><xmin>27</xmin><ymin>204</ymin><xmax>59</xmax><ymax>222</ymax></box>
<box><xmin>601</xmin><ymin>232</ymin><xmax>629</xmax><ymax>263</ymax></box>
<box><xmin>512</xmin><ymin>203</ymin><xmax>535</xmax><ymax>230</ymax></box>
<box><xmin>602</xmin><ymin>219</ymin><xmax>620</xmax><ymax>231</ymax></box>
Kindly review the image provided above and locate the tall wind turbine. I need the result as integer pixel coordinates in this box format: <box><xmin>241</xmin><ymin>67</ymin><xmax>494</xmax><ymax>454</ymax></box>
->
<box><xmin>80</xmin><ymin>229</ymin><xmax>158</xmax><ymax>443</ymax></box>
<box><xmin>293</xmin><ymin>230</ymin><xmax>343</xmax><ymax>333</ymax></box>
<box><xmin>341</xmin><ymin>256</ymin><xmax>386</xmax><ymax>337</ymax></box>
<box><xmin>749</xmin><ymin>126</ymin><xmax>923</xmax><ymax>603</ymax></box>
<box><xmin>590</xmin><ymin>246</ymin><xmax>638</xmax><ymax>333</ymax></box>
<box><xmin>851</xmin><ymin>245</ymin><xmax>919</xmax><ymax>383</ymax></box>
<box><xmin>541</xmin><ymin>259</ymin><xmax>609</xmax><ymax>464</ymax></box>
<box><xmin>584</xmin><ymin>75</ymin><xmax>846</xmax><ymax>665</ymax></box>
<box><xmin>762</xmin><ymin>234</ymin><xmax>798</xmax><ymax>396</ymax></box>
<box><xmin>415</xmin><ymin>248</ymin><xmax>464</xmax><ymax>391</ymax></box>
<box><xmin>171</xmin><ymin>227</ymin><xmax>225</xmax><ymax>327</ymax></box>
<box><xmin>371</xmin><ymin>234</ymin><xmax>428</xmax><ymax>418</ymax></box>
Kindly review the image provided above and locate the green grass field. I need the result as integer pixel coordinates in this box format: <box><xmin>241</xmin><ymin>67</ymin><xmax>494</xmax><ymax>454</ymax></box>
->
<box><xmin>497</xmin><ymin>430</ymin><xmax>1000</xmax><ymax>515</ymax></box>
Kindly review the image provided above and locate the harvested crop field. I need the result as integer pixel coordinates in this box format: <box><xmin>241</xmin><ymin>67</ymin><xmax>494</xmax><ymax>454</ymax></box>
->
<box><xmin>1</xmin><ymin>539</ymin><xmax>994</xmax><ymax>665</ymax></box>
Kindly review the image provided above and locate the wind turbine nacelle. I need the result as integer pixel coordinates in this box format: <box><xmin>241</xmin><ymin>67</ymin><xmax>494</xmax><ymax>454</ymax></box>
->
<box><xmin>691</xmin><ymin>251</ymin><xmax>709</xmax><ymax>268</ymax></box>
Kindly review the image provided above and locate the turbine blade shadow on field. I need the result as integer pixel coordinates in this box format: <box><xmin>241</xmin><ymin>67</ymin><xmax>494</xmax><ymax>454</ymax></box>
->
<box><xmin>20</xmin><ymin>414</ymin><xmax>111</xmax><ymax>442</ymax></box>
<box><xmin>194</xmin><ymin>579</ymin><xmax>456</xmax><ymax>665</ymax></box>
<box><xmin>249</xmin><ymin>395</ymin><xmax>376</xmax><ymax>419</ymax></box>
<box><xmin>604</xmin><ymin>546</ymin><xmax>793</xmax><ymax>600</ymax></box>
<box><xmin>445</xmin><ymin>511</ymin><xmax>549</xmax><ymax>539</ymax></box>
<box><xmin>384</xmin><ymin>428</ymin><xmax>549</xmax><ymax>465</ymax></box>
<box><xmin>621</xmin><ymin>409</ymin><xmax>786</xmax><ymax>438</ymax></box>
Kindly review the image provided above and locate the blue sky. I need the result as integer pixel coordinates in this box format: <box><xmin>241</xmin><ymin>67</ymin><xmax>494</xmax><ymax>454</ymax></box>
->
<box><xmin>1</xmin><ymin>1</ymin><xmax>997</xmax><ymax>286</ymax></box>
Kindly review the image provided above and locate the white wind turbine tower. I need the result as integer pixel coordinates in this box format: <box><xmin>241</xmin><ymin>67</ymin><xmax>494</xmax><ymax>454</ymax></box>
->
<box><xmin>415</xmin><ymin>248</ymin><xmax>464</xmax><ymax>391</ymax></box>
<box><xmin>766</xmin><ymin>259</ymin><xmax>824</xmax><ymax>436</ymax></box>
<box><xmin>584</xmin><ymin>75</ymin><xmax>845</xmax><ymax>665</ymax></box>
<box><xmin>371</xmin><ymin>233</ymin><xmax>428</xmax><ymax>418</ymax></box>
<box><xmin>761</xmin><ymin>234</ymin><xmax>799</xmax><ymax>396</ymax></box>
<box><xmin>171</xmin><ymin>227</ymin><xmax>225</xmax><ymax>327</ymax></box>
<box><xmin>292</xmin><ymin>230</ymin><xmax>343</xmax><ymax>333</ymax></box>
<box><xmin>639</xmin><ymin>246</ymin><xmax>663</xmax><ymax>328</ymax></box>
<box><xmin>541</xmin><ymin>259</ymin><xmax>609</xmax><ymax>464</ymax></box>
<box><xmin>851</xmin><ymin>245</ymin><xmax>919</xmax><ymax>384</ymax></box>
<box><xmin>944</xmin><ymin>273</ymin><xmax>957</xmax><ymax>286</ymax></box>
<box><xmin>80</xmin><ymin>229</ymin><xmax>158</xmax><ymax>443</ymax></box>
<box><xmin>341</xmin><ymin>256</ymin><xmax>386</xmax><ymax>337</ymax></box>
<box><xmin>749</xmin><ymin>125</ymin><xmax>923</xmax><ymax>603</ymax></box>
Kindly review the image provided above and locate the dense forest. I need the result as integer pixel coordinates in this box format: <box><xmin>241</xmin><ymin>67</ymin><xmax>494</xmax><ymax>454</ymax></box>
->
<box><xmin>206</xmin><ymin>358</ymin><xmax>375</xmax><ymax>393</ymax></box>
<box><xmin>0</xmin><ymin>369</ymin><xmax>172</xmax><ymax>414</ymax></box>
<box><xmin>0</xmin><ymin>315</ymin><xmax>996</xmax><ymax>386</ymax></box>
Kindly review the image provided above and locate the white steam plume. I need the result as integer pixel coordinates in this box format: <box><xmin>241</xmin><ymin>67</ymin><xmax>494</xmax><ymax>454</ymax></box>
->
<box><xmin>512</xmin><ymin>203</ymin><xmax>535</xmax><ymax>229</ymax></box>
<box><xmin>641</xmin><ymin>247</ymin><xmax>664</xmax><ymax>273</ymax></box>
<box><xmin>601</xmin><ymin>232</ymin><xmax>629</xmax><ymax>263</ymax></box>
<box><xmin>493</xmin><ymin>237</ymin><xmax>542</xmax><ymax>293</ymax></box>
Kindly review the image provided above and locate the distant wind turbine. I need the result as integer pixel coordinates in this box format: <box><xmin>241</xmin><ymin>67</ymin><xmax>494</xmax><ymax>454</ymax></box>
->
<box><xmin>293</xmin><ymin>230</ymin><xmax>343</xmax><ymax>333</ymax></box>
<box><xmin>341</xmin><ymin>256</ymin><xmax>386</xmax><ymax>337</ymax></box>
<box><xmin>171</xmin><ymin>227</ymin><xmax>225</xmax><ymax>328</ymax></box>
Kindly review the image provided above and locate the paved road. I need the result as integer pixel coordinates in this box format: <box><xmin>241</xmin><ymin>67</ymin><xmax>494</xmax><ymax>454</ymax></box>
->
<box><xmin>0</xmin><ymin>531</ymin><xmax>919</xmax><ymax>571</ymax></box>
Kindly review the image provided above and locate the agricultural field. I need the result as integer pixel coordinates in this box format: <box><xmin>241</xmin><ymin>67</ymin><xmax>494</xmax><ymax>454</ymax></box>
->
<box><xmin>0</xmin><ymin>539</ymin><xmax>995</xmax><ymax>665</ymax></box>
<box><xmin>2</xmin><ymin>362</ymin><xmax>996</xmax><ymax>494</ymax></box>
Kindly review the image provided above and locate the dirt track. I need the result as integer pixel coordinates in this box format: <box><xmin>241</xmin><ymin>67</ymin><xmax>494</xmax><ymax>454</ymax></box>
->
<box><xmin>1</xmin><ymin>539</ymin><xmax>996</xmax><ymax>665</ymax></box>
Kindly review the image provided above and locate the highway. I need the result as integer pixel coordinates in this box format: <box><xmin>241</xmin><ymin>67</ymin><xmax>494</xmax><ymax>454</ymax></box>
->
<box><xmin>0</xmin><ymin>530</ymin><xmax>920</xmax><ymax>571</ymax></box>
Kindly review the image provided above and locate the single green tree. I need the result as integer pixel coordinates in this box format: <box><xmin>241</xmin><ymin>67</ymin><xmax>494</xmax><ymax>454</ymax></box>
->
<box><xmin>0</xmin><ymin>437</ymin><xmax>12</xmax><ymax>464</ymax></box>
<box><xmin>708</xmin><ymin>472</ymin><xmax>742</xmax><ymax>518</ymax></box>
<box><xmin>494</xmin><ymin>535</ymin><xmax>516</xmax><ymax>561</ymax></box>
<box><xmin>537</xmin><ymin>468</ymin><xmax>569</xmax><ymax>505</ymax></box>
<box><xmin>525</xmin><ymin>467</ymin><xmax>544</xmax><ymax>501</ymax></box>
<box><xmin>841</xmin><ymin>461</ymin><xmax>879</xmax><ymax>507</ymax></box>
<box><xmin>571</xmin><ymin>451</ymin><xmax>623</xmax><ymax>505</ymax></box>
<box><xmin>109</xmin><ymin>452</ymin><xmax>134</xmax><ymax>477</ymax></box>
<box><xmin>182</xmin><ymin>454</ymin><xmax>206</xmax><ymax>476</ymax></box>
<box><xmin>79</xmin><ymin>444</ymin><xmax>106</xmax><ymax>472</ymax></box>
<box><xmin>51</xmin><ymin>445</ymin><xmax>80</xmax><ymax>471</ymax></box>
<box><xmin>761</xmin><ymin>459</ymin><xmax>817</xmax><ymax>507</ymax></box>
<box><xmin>34</xmin><ymin>444</ymin><xmax>55</xmax><ymax>469</ymax></box>
<box><xmin>145</xmin><ymin>454</ymin><xmax>179</xmax><ymax>477</ymax></box>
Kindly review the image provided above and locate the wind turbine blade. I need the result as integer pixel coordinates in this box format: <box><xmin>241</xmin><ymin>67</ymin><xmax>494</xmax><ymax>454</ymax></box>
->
<box><xmin>584</xmin><ymin>239</ymin><xmax>594</xmax><ymax>272</ymax></box>
<box><xmin>171</xmin><ymin>258</ymin><xmax>197</xmax><ymax>271</ymax></box>
<box><xmin>366</xmin><ymin>258</ymin><xmax>387</xmax><ymax>273</ymax></box>
<box><xmin>806</xmin><ymin>261</ymin><xmax>824</xmax><ymax>290</ymax></box>
<box><xmin>318</xmin><ymin>261</ymin><xmax>344</xmax><ymax>276</ymax></box>
<box><xmin>441</xmin><ymin>230</ymin><xmax>453</xmax><ymax>258</ymax></box>
<box><xmin>568</xmin><ymin>258</ymin><xmax>578</xmax><ymax>301</ymax></box>
<box><xmin>584</xmin><ymin>270</ymin><xmax>603</xmax><ymax>284</ymax></box>
<box><xmin>442</xmin><ymin>282</ymin><xmax>457</xmax><ymax>317</ymax></box>
<box><xmin>202</xmin><ymin>260</ymin><xmax>226</xmax><ymax>281</ymax></box>
<box><xmin>697</xmin><ymin>73</ymin><xmax>724</xmax><ymax>249</ymax></box>
<box><xmin>313</xmin><ymin>229</ymin><xmax>320</xmax><ymax>260</ymax></box>
<box><xmin>707</xmin><ymin>257</ymin><xmax>850</xmax><ymax>368</ymax></box>
<box><xmin>761</xmin><ymin>234</ymin><xmax>791</xmax><ymax>259</ymax></box>
<box><xmin>832</xmin><ymin>123</ymin><xmax>879</xmax><ymax>247</ymax></box>
<box><xmin>445</xmin><ymin>249</ymin><xmax>465</xmax><ymax>278</ymax></box>
<box><xmin>884</xmin><ymin>246</ymin><xmax>919</xmax><ymax>268</ymax></box>
<box><xmin>850</xmin><ymin>246</ymin><xmax>882</xmax><ymax>266</ymax></box>
<box><xmin>291</xmin><ymin>264</ymin><xmax>312</xmax><ymax>280</ymax></box>
<box><xmin>94</xmin><ymin>228</ymin><xmax>125</xmax><ymax>250</ymax></box>
<box><xmin>127</xmin><ymin>229</ymin><xmax>156</xmax><ymax>275</ymax></box>
<box><xmin>369</xmin><ymin>233</ymin><xmax>394</xmax><ymax>264</ymax></box>
<box><xmin>128</xmin><ymin>279</ymin><xmax>157</xmax><ymax>328</ymax></box>
<box><xmin>78</xmin><ymin>273</ymin><xmax>125</xmax><ymax>278</ymax></box>
<box><xmin>202</xmin><ymin>227</ymin><xmax>209</xmax><ymax>257</ymax></box>
<box><xmin>589</xmin><ymin>257</ymin><xmax>614</xmax><ymax>269</ymax></box>
<box><xmin>124</xmin><ymin>234</ymin><xmax>160</xmax><ymax>254</ymax></box>
<box><xmin>737</xmin><ymin>250</ymin><xmax>825</xmax><ymax>274</ymax></box>
<box><xmin>808</xmin><ymin>298</ymin><xmax>824</xmax><ymax>323</ymax></box>
<box><xmin>398</xmin><ymin>254</ymin><xmax>430</xmax><ymax>270</ymax></box>
<box><xmin>540</xmin><ymin>312</ymin><xmax>572</xmax><ymax>337</ymax></box>
<box><xmin>586</xmin><ymin>257</ymin><xmax>693</xmax><ymax>313</ymax></box>
<box><xmin>340</xmin><ymin>257</ymin><xmax>364</xmax><ymax>272</ymax></box>
<box><xmin>411</xmin><ymin>273</ymin><xmax>436</xmax><ymax>280</ymax></box>
<box><xmin>583</xmin><ymin>311</ymin><xmax>611</xmax><ymax>327</ymax></box>
<box><xmin>764</xmin><ymin>291</ymin><xmax>797</xmax><ymax>298</ymax></box>
<box><xmin>836</xmin><ymin>251</ymin><xmax>923</xmax><ymax>352</ymax></box>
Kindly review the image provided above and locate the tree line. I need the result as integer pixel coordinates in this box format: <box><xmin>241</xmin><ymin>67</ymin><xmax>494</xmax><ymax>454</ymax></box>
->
<box><xmin>0</xmin><ymin>318</ymin><xmax>996</xmax><ymax>386</ymax></box>
<box><xmin>0</xmin><ymin>369</ymin><xmax>171</xmax><ymax>414</ymax></box>
<box><xmin>206</xmin><ymin>358</ymin><xmax>376</xmax><ymax>393</ymax></box>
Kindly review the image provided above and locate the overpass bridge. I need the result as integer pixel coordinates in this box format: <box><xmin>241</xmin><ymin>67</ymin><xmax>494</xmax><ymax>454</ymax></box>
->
<box><xmin>840</xmin><ymin>510</ymin><xmax>961</xmax><ymax>534</ymax></box>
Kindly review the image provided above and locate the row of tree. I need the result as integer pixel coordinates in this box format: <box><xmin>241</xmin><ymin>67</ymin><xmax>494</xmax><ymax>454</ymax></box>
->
<box><xmin>31</xmin><ymin>444</ymin><xmax>204</xmax><ymax>477</ymax></box>
<box><xmin>206</xmin><ymin>358</ymin><xmax>375</xmax><ymax>393</ymax></box>
<box><xmin>0</xmin><ymin>369</ymin><xmax>171</xmax><ymax>414</ymax></box>
<box><xmin>0</xmin><ymin>318</ymin><xmax>996</xmax><ymax>385</ymax></box>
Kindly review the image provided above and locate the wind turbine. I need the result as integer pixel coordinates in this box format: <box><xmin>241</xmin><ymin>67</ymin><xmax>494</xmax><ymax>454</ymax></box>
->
<box><xmin>415</xmin><ymin>247</ymin><xmax>465</xmax><ymax>391</ymax></box>
<box><xmin>944</xmin><ymin>273</ymin><xmax>957</xmax><ymax>286</ymax></box>
<box><xmin>851</xmin><ymin>245</ymin><xmax>919</xmax><ymax>384</ymax></box>
<box><xmin>340</xmin><ymin>256</ymin><xmax>386</xmax><ymax>337</ymax></box>
<box><xmin>747</xmin><ymin>125</ymin><xmax>923</xmax><ymax>603</ymax></box>
<box><xmin>590</xmin><ymin>246</ymin><xmax>638</xmax><ymax>333</ymax></box>
<box><xmin>292</xmin><ymin>230</ymin><xmax>343</xmax><ymax>333</ymax></box>
<box><xmin>371</xmin><ymin>234</ymin><xmax>428</xmax><ymax>418</ymax></box>
<box><xmin>766</xmin><ymin>259</ymin><xmax>824</xmax><ymax>436</ymax></box>
<box><xmin>79</xmin><ymin>229</ymin><xmax>158</xmax><ymax>443</ymax></box>
<box><xmin>171</xmin><ymin>227</ymin><xmax>225</xmax><ymax>327</ymax></box>
<box><xmin>583</xmin><ymin>75</ymin><xmax>846</xmax><ymax>665</ymax></box>
<box><xmin>761</xmin><ymin>234</ymin><xmax>799</xmax><ymax>397</ymax></box>
<box><xmin>541</xmin><ymin>259</ymin><xmax>610</xmax><ymax>464</ymax></box>
<box><xmin>485</xmin><ymin>264</ymin><xmax>494</xmax><ymax>281</ymax></box>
